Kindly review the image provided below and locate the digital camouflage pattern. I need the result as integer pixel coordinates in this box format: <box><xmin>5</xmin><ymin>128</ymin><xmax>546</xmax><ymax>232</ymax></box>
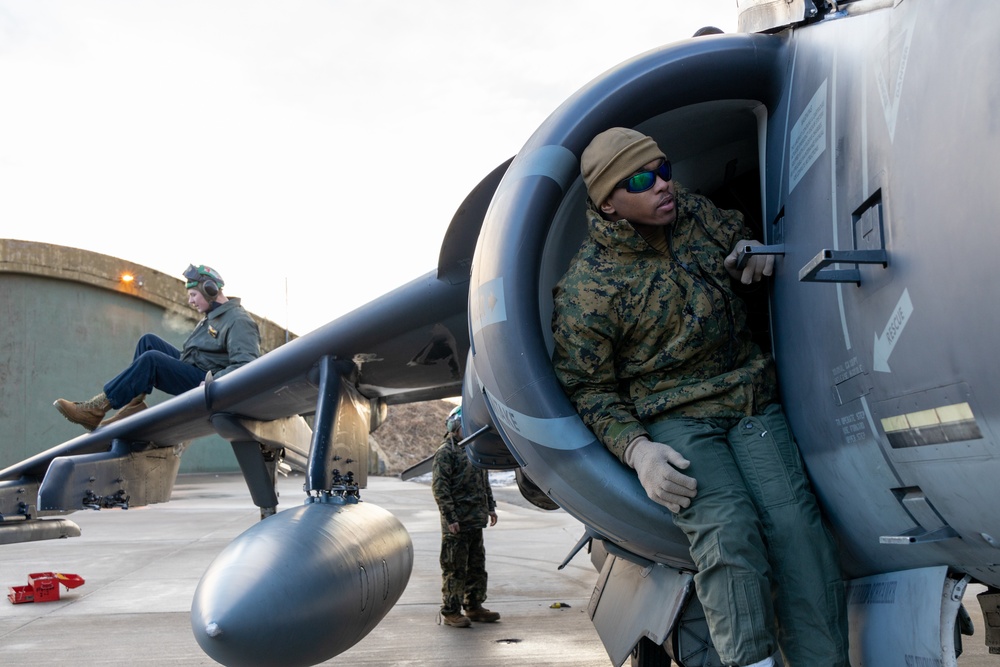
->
<box><xmin>438</xmin><ymin>528</ymin><xmax>488</xmax><ymax>614</ymax></box>
<box><xmin>431</xmin><ymin>434</ymin><xmax>496</xmax><ymax>529</ymax></box>
<box><xmin>432</xmin><ymin>434</ymin><xmax>496</xmax><ymax>614</ymax></box>
<box><xmin>551</xmin><ymin>184</ymin><xmax>777</xmax><ymax>462</ymax></box>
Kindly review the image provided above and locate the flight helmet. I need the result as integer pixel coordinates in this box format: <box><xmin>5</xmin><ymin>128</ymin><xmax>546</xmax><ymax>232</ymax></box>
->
<box><xmin>183</xmin><ymin>264</ymin><xmax>225</xmax><ymax>300</ymax></box>
<box><xmin>446</xmin><ymin>405</ymin><xmax>462</xmax><ymax>435</ymax></box>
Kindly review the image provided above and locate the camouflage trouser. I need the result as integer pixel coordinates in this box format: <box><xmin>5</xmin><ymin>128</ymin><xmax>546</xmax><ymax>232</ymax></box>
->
<box><xmin>439</xmin><ymin>526</ymin><xmax>488</xmax><ymax>615</ymax></box>
<box><xmin>647</xmin><ymin>403</ymin><xmax>849</xmax><ymax>667</ymax></box>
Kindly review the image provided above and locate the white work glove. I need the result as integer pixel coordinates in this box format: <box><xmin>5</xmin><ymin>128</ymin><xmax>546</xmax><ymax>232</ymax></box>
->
<box><xmin>624</xmin><ymin>436</ymin><xmax>698</xmax><ymax>513</ymax></box>
<box><xmin>724</xmin><ymin>239</ymin><xmax>774</xmax><ymax>285</ymax></box>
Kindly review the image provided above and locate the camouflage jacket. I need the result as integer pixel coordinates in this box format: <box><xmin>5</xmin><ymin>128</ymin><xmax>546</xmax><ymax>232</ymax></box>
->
<box><xmin>431</xmin><ymin>435</ymin><xmax>496</xmax><ymax>529</ymax></box>
<box><xmin>180</xmin><ymin>297</ymin><xmax>261</xmax><ymax>379</ymax></box>
<box><xmin>551</xmin><ymin>184</ymin><xmax>777</xmax><ymax>462</ymax></box>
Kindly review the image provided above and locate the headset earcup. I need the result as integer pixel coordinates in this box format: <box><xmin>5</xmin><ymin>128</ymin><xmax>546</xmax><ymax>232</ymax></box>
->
<box><xmin>202</xmin><ymin>280</ymin><xmax>219</xmax><ymax>298</ymax></box>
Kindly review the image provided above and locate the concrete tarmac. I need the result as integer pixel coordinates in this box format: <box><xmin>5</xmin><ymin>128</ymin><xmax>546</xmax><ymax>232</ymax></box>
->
<box><xmin>0</xmin><ymin>473</ymin><xmax>610</xmax><ymax>666</ymax></box>
<box><xmin>1</xmin><ymin>472</ymin><xmax>997</xmax><ymax>666</ymax></box>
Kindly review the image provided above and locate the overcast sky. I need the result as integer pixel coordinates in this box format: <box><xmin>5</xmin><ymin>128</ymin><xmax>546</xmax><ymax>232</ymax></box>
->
<box><xmin>0</xmin><ymin>1</ymin><xmax>738</xmax><ymax>334</ymax></box>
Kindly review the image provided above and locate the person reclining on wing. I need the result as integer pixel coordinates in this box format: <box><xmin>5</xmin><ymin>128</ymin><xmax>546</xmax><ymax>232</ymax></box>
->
<box><xmin>54</xmin><ymin>263</ymin><xmax>261</xmax><ymax>431</ymax></box>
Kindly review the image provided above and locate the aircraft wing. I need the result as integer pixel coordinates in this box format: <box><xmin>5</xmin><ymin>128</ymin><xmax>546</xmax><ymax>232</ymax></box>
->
<box><xmin>0</xmin><ymin>157</ymin><xmax>513</xmax><ymax>540</ymax></box>
<box><xmin>0</xmin><ymin>157</ymin><xmax>512</xmax><ymax>667</ymax></box>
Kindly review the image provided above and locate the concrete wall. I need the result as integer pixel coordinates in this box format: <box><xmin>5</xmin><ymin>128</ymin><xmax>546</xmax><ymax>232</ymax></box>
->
<box><xmin>0</xmin><ymin>239</ymin><xmax>293</xmax><ymax>473</ymax></box>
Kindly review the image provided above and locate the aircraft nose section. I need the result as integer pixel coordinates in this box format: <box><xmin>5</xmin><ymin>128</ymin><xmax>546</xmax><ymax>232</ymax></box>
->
<box><xmin>191</xmin><ymin>500</ymin><xmax>412</xmax><ymax>667</ymax></box>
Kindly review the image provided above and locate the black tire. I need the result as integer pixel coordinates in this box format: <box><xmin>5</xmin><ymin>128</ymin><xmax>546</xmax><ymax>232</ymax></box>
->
<box><xmin>630</xmin><ymin>637</ymin><xmax>672</xmax><ymax>667</ymax></box>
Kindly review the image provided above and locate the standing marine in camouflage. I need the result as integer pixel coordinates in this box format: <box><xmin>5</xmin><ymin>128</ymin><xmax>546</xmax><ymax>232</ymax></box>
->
<box><xmin>431</xmin><ymin>405</ymin><xmax>501</xmax><ymax>628</ymax></box>
<box><xmin>551</xmin><ymin>128</ymin><xmax>848</xmax><ymax>667</ymax></box>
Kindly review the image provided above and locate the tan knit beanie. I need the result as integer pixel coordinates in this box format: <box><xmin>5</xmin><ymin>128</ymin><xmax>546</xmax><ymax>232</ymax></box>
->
<box><xmin>581</xmin><ymin>127</ymin><xmax>666</xmax><ymax>206</ymax></box>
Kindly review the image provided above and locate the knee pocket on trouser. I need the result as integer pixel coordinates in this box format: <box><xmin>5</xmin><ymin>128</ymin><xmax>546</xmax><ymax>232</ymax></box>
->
<box><xmin>730</xmin><ymin>417</ymin><xmax>800</xmax><ymax>510</ymax></box>
<box><xmin>826</xmin><ymin>578</ymin><xmax>849</xmax><ymax>658</ymax></box>
<box><xmin>776</xmin><ymin>578</ymin><xmax>849</xmax><ymax>667</ymax></box>
<box><xmin>690</xmin><ymin>533</ymin><xmax>775</xmax><ymax>665</ymax></box>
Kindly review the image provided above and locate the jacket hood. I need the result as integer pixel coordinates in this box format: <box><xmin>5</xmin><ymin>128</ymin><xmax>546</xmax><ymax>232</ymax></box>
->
<box><xmin>586</xmin><ymin>204</ymin><xmax>653</xmax><ymax>255</ymax></box>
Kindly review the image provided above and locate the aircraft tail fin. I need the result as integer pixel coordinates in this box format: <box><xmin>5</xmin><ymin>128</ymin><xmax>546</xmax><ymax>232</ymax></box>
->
<box><xmin>437</xmin><ymin>157</ymin><xmax>513</xmax><ymax>284</ymax></box>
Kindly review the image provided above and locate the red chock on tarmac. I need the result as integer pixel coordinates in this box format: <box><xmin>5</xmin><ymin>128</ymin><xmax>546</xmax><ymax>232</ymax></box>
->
<box><xmin>7</xmin><ymin>572</ymin><xmax>85</xmax><ymax>604</ymax></box>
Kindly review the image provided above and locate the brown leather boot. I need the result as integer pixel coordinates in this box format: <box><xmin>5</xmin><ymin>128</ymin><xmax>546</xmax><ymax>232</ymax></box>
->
<box><xmin>464</xmin><ymin>605</ymin><xmax>500</xmax><ymax>623</ymax></box>
<box><xmin>99</xmin><ymin>394</ymin><xmax>148</xmax><ymax>427</ymax></box>
<box><xmin>439</xmin><ymin>612</ymin><xmax>471</xmax><ymax>628</ymax></box>
<box><xmin>53</xmin><ymin>392</ymin><xmax>111</xmax><ymax>431</ymax></box>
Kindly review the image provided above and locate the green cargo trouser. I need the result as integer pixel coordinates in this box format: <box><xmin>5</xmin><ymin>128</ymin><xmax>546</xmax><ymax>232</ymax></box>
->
<box><xmin>439</xmin><ymin>526</ymin><xmax>488</xmax><ymax>615</ymax></box>
<box><xmin>646</xmin><ymin>403</ymin><xmax>848</xmax><ymax>667</ymax></box>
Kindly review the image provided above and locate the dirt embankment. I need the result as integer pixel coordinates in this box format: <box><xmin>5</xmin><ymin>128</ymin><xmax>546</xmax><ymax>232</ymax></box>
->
<box><xmin>370</xmin><ymin>399</ymin><xmax>455</xmax><ymax>475</ymax></box>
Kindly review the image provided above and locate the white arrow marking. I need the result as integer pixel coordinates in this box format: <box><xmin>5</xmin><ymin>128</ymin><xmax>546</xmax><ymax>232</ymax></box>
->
<box><xmin>873</xmin><ymin>288</ymin><xmax>913</xmax><ymax>373</ymax></box>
